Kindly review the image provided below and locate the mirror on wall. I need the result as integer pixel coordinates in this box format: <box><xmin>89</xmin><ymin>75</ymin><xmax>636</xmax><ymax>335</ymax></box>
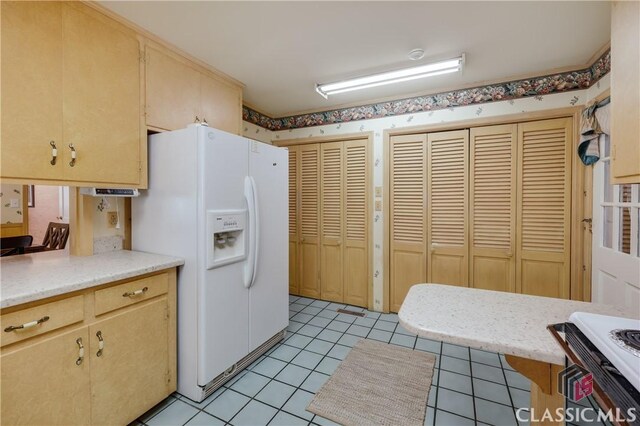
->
<box><xmin>1</xmin><ymin>183</ymin><xmax>71</xmax><ymax>257</ymax></box>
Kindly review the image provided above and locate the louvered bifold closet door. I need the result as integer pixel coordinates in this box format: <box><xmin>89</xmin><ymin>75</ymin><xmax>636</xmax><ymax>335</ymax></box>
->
<box><xmin>517</xmin><ymin>118</ymin><xmax>572</xmax><ymax>299</ymax></box>
<box><xmin>288</xmin><ymin>146</ymin><xmax>300</xmax><ymax>295</ymax></box>
<box><xmin>390</xmin><ymin>134</ymin><xmax>427</xmax><ymax>312</ymax></box>
<box><xmin>427</xmin><ymin>130</ymin><xmax>469</xmax><ymax>286</ymax></box>
<box><xmin>320</xmin><ymin>142</ymin><xmax>344</xmax><ymax>303</ymax></box>
<box><xmin>299</xmin><ymin>144</ymin><xmax>321</xmax><ymax>298</ymax></box>
<box><xmin>343</xmin><ymin>139</ymin><xmax>370</xmax><ymax>308</ymax></box>
<box><xmin>470</xmin><ymin>125</ymin><xmax>517</xmax><ymax>293</ymax></box>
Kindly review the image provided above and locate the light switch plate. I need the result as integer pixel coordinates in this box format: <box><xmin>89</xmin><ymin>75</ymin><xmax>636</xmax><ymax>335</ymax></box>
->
<box><xmin>9</xmin><ymin>198</ymin><xmax>19</xmax><ymax>208</ymax></box>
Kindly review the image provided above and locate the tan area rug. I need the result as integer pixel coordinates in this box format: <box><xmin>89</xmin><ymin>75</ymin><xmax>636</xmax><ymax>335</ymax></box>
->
<box><xmin>306</xmin><ymin>339</ymin><xmax>436</xmax><ymax>426</ymax></box>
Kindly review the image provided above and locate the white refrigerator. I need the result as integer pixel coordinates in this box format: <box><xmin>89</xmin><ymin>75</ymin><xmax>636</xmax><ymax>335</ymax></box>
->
<box><xmin>132</xmin><ymin>124</ymin><xmax>288</xmax><ymax>402</ymax></box>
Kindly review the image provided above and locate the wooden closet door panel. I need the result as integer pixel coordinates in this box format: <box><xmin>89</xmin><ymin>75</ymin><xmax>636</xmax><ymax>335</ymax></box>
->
<box><xmin>343</xmin><ymin>139</ymin><xmax>370</xmax><ymax>308</ymax></box>
<box><xmin>288</xmin><ymin>147</ymin><xmax>300</xmax><ymax>295</ymax></box>
<box><xmin>390</xmin><ymin>134</ymin><xmax>427</xmax><ymax>312</ymax></box>
<box><xmin>427</xmin><ymin>130</ymin><xmax>469</xmax><ymax>287</ymax></box>
<box><xmin>1</xmin><ymin>1</ymin><xmax>64</xmax><ymax>180</ymax></box>
<box><xmin>470</xmin><ymin>125</ymin><xmax>517</xmax><ymax>293</ymax></box>
<box><xmin>320</xmin><ymin>142</ymin><xmax>344</xmax><ymax>303</ymax></box>
<box><xmin>517</xmin><ymin>118</ymin><xmax>572</xmax><ymax>299</ymax></box>
<box><xmin>300</xmin><ymin>145</ymin><xmax>321</xmax><ymax>298</ymax></box>
<box><xmin>62</xmin><ymin>4</ymin><xmax>141</xmax><ymax>185</ymax></box>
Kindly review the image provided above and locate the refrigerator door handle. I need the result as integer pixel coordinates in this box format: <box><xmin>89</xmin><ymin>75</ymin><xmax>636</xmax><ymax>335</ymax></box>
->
<box><xmin>249</xmin><ymin>176</ymin><xmax>259</xmax><ymax>289</ymax></box>
<box><xmin>243</xmin><ymin>176</ymin><xmax>259</xmax><ymax>288</ymax></box>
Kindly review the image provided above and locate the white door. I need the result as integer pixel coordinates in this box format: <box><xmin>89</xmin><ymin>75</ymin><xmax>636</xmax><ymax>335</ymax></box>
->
<box><xmin>248</xmin><ymin>140</ymin><xmax>289</xmax><ymax>352</ymax></box>
<box><xmin>592</xmin><ymin>134</ymin><xmax>640</xmax><ymax>315</ymax></box>
<box><xmin>58</xmin><ymin>186</ymin><xmax>70</xmax><ymax>222</ymax></box>
<box><xmin>197</xmin><ymin>127</ymin><xmax>250</xmax><ymax>385</ymax></box>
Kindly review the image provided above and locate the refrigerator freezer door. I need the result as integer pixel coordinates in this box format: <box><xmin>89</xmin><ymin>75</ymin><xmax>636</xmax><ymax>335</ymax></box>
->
<box><xmin>248</xmin><ymin>141</ymin><xmax>289</xmax><ymax>352</ymax></box>
<box><xmin>197</xmin><ymin>127</ymin><xmax>250</xmax><ymax>385</ymax></box>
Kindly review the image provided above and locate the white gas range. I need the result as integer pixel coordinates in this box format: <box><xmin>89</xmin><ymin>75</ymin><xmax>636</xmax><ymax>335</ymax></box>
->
<box><xmin>550</xmin><ymin>312</ymin><xmax>640</xmax><ymax>426</ymax></box>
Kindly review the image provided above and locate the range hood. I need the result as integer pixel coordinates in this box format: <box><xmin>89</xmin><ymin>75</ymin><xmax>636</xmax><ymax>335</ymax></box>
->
<box><xmin>79</xmin><ymin>188</ymin><xmax>140</xmax><ymax>197</ymax></box>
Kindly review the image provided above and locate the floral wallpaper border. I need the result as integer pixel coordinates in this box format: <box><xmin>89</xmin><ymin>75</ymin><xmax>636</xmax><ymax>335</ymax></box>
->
<box><xmin>243</xmin><ymin>49</ymin><xmax>610</xmax><ymax>131</ymax></box>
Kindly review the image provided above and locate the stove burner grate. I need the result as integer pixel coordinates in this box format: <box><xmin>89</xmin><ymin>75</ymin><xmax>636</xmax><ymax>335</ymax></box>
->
<box><xmin>610</xmin><ymin>329</ymin><xmax>640</xmax><ymax>357</ymax></box>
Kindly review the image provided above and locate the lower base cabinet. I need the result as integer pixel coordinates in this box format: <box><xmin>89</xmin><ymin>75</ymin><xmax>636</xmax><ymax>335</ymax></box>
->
<box><xmin>0</xmin><ymin>269</ymin><xmax>177</xmax><ymax>425</ymax></box>
<box><xmin>1</xmin><ymin>328</ymin><xmax>92</xmax><ymax>425</ymax></box>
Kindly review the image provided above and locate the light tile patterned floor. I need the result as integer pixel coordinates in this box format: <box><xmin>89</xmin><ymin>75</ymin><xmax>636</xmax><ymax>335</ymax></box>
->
<box><xmin>134</xmin><ymin>295</ymin><xmax>607</xmax><ymax>426</ymax></box>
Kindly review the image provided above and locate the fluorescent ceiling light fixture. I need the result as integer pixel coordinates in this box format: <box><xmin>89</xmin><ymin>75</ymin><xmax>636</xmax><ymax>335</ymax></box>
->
<box><xmin>316</xmin><ymin>54</ymin><xmax>464</xmax><ymax>99</ymax></box>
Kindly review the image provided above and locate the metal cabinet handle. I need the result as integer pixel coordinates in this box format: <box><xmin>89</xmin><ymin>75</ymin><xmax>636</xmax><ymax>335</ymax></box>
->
<box><xmin>50</xmin><ymin>141</ymin><xmax>58</xmax><ymax>165</ymax></box>
<box><xmin>4</xmin><ymin>315</ymin><xmax>50</xmax><ymax>332</ymax></box>
<box><xmin>68</xmin><ymin>144</ymin><xmax>77</xmax><ymax>167</ymax></box>
<box><xmin>194</xmin><ymin>116</ymin><xmax>201</xmax><ymax>124</ymax></box>
<box><xmin>122</xmin><ymin>286</ymin><xmax>148</xmax><ymax>298</ymax></box>
<box><xmin>96</xmin><ymin>331</ymin><xmax>104</xmax><ymax>357</ymax></box>
<box><xmin>202</xmin><ymin>117</ymin><xmax>208</xmax><ymax>126</ymax></box>
<box><xmin>76</xmin><ymin>338</ymin><xmax>85</xmax><ymax>365</ymax></box>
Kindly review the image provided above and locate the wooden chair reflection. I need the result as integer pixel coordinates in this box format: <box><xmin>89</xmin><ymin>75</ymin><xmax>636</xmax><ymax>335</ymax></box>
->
<box><xmin>41</xmin><ymin>222</ymin><xmax>69</xmax><ymax>250</ymax></box>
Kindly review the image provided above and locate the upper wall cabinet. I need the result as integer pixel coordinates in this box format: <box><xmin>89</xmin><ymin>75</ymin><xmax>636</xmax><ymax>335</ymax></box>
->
<box><xmin>1</xmin><ymin>2</ymin><xmax>145</xmax><ymax>187</ymax></box>
<box><xmin>145</xmin><ymin>45</ymin><xmax>243</xmax><ymax>135</ymax></box>
<box><xmin>610</xmin><ymin>1</ymin><xmax>640</xmax><ymax>184</ymax></box>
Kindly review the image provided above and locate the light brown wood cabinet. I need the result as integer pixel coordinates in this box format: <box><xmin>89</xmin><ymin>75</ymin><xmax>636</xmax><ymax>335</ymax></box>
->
<box><xmin>145</xmin><ymin>45</ymin><xmax>243</xmax><ymax>135</ymax></box>
<box><xmin>1</xmin><ymin>2</ymin><xmax>144</xmax><ymax>187</ymax></box>
<box><xmin>610</xmin><ymin>1</ymin><xmax>640</xmax><ymax>184</ymax></box>
<box><xmin>0</xmin><ymin>269</ymin><xmax>177</xmax><ymax>426</ymax></box>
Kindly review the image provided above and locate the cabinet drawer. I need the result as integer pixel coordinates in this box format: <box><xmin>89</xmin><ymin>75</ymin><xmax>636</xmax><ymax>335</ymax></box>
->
<box><xmin>1</xmin><ymin>295</ymin><xmax>84</xmax><ymax>347</ymax></box>
<box><xmin>94</xmin><ymin>273</ymin><xmax>168</xmax><ymax>316</ymax></box>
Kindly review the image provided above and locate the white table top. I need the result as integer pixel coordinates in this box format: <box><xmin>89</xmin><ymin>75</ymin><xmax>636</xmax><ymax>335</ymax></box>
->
<box><xmin>398</xmin><ymin>284</ymin><xmax>632</xmax><ymax>365</ymax></box>
<box><xmin>0</xmin><ymin>250</ymin><xmax>184</xmax><ymax>309</ymax></box>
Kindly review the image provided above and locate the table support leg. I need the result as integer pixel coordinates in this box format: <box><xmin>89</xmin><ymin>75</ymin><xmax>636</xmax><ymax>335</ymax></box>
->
<box><xmin>505</xmin><ymin>355</ymin><xmax>565</xmax><ymax>425</ymax></box>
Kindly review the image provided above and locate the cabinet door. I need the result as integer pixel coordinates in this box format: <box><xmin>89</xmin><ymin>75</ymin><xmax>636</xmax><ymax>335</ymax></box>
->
<box><xmin>62</xmin><ymin>4</ymin><xmax>141</xmax><ymax>185</ymax></box>
<box><xmin>516</xmin><ymin>118</ymin><xmax>572</xmax><ymax>298</ymax></box>
<box><xmin>320</xmin><ymin>142</ymin><xmax>344</xmax><ymax>303</ymax></box>
<box><xmin>200</xmin><ymin>73</ymin><xmax>242</xmax><ymax>135</ymax></box>
<box><xmin>389</xmin><ymin>134</ymin><xmax>427</xmax><ymax>312</ymax></box>
<box><xmin>470</xmin><ymin>125</ymin><xmax>517</xmax><ymax>293</ymax></box>
<box><xmin>427</xmin><ymin>130</ymin><xmax>469</xmax><ymax>287</ymax></box>
<box><xmin>288</xmin><ymin>146</ymin><xmax>300</xmax><ymax>295</ymax></box>
<box><xmin>90</xmin><ymin>298</ymin><xmax>171</xmax><ymax>425</ymax></box>
<box><xmin>146</xmin><ymin>46</ymin><xmax>201</xmax><ymax>131</ymax></box>
<box><xmin>343</xmin><ymin>139</ymin><xmax>370</xmax><ymax>308</ymax></box>
<box><xmin>299</xmin><ymin>144</ymin><xmax>321</xmax><ymax>298</ymax></box>
<box><xmin>1</xmin><ymin>1</ymin><xmax>64</xmax><ymax>180</ymax></box>
<box><xmin>1</xmin><ymin>328</ymin><xmax>90</xmax><ymax>425</ymax></box>
<box><xmin>611</xmin><ymin>1</ymin><xmax>640</xmax><ymax>183</ymax></box>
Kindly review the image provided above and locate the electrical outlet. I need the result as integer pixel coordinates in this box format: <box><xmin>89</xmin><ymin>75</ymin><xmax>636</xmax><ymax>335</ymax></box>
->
<box><xmin>107</xmin><ymin>211</ymin><xmax>118</xmax><ymax>227</ymax></box>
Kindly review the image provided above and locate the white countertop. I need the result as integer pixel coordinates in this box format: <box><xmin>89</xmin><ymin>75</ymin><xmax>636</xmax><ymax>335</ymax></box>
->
<box><xmin>0</xmin><ymin>250</ymin><xmax>184</xmax><ymax>309</ymax></box>
<box><xmin>398</xmin><ymin>284</ymin><xmax>632</xmax><ymax>365</ymax></box>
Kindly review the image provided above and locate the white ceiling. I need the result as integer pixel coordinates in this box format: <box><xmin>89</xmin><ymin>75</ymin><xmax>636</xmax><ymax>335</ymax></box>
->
<box><xmin>100</xmin><ymin>1</ymin><xmax>611</xmax><ymax>117</ymax></box>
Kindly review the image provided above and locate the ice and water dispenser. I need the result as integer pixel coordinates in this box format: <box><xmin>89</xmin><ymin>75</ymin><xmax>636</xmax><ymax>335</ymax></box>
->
<box><xmin>206</xmin><ymin>210</ymin><xmax>246</xmax><ymax>269</ymax></box>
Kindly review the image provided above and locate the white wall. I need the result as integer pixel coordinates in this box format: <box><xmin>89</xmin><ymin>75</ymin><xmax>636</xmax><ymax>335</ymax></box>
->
<box><xmin>245</xmin><ymin>76</ymin><xmax>611</xmax><ymax>311</ymax></box>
